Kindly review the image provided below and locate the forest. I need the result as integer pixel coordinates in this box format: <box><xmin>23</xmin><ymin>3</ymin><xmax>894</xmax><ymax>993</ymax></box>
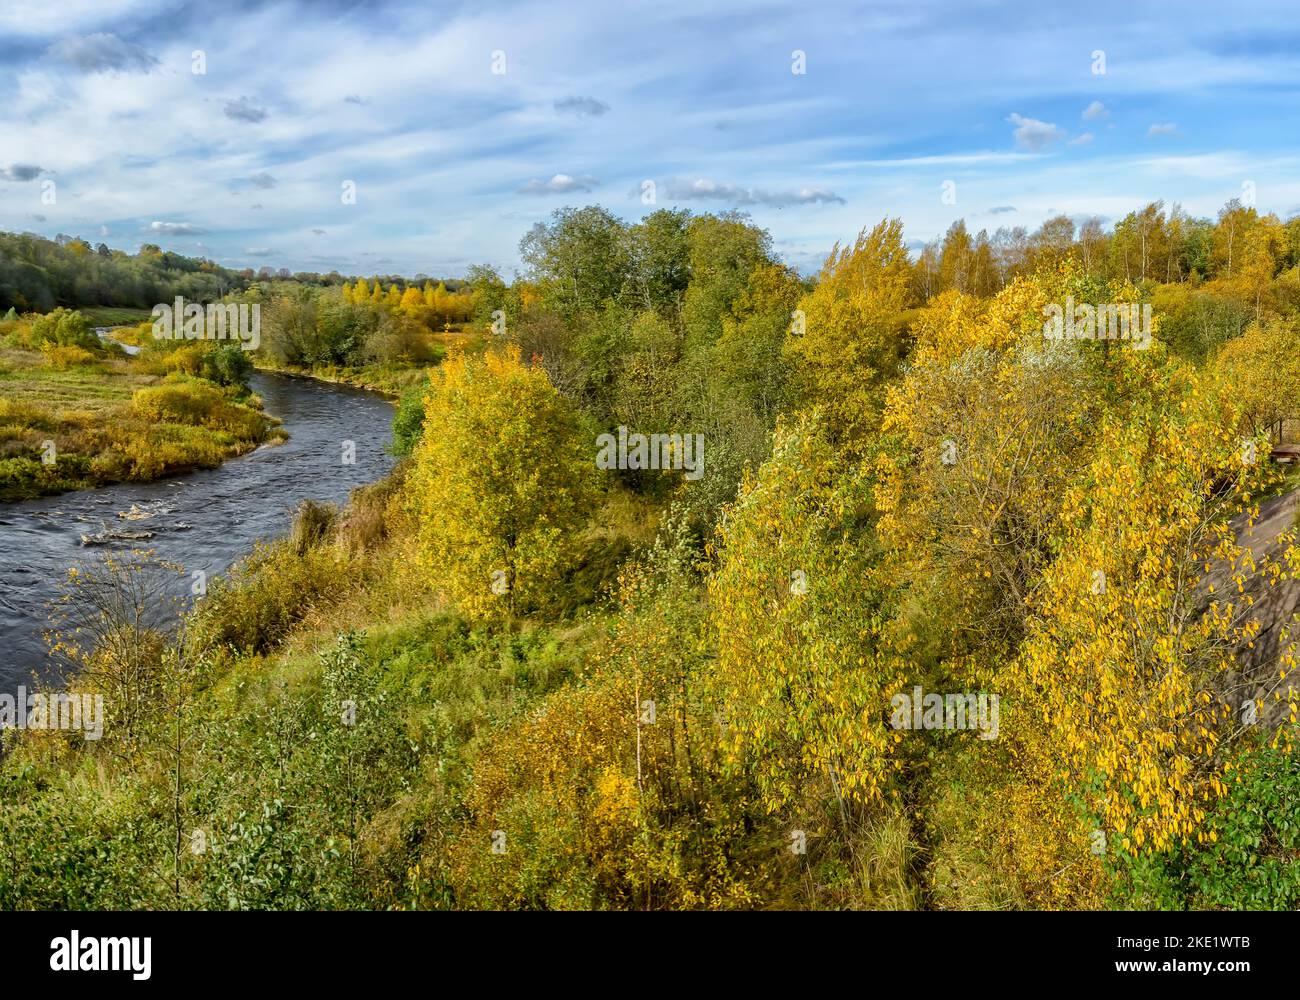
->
<box><xmin>3</xmin><ymin>194</ymin><xmax>1300</xmax><ymax>910</ymax></box>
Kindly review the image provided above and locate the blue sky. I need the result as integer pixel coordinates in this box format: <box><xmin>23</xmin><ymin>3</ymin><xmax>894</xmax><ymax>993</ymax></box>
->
<box><xmin>1</xmin><ymin>0</ymin><xmax>1298</xmax><ymax>278</ymax></box>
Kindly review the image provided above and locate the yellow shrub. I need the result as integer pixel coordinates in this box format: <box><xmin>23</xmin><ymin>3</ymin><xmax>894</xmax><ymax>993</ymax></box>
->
<box><xmin>0</xmin><ymin>398</ymin><xmax>52</xmax><ymax>428</ymax></box>
<box><xmin>40</xmin><ymin>343</ymin><xmax>96</xmax><ymax>369</ymax></box>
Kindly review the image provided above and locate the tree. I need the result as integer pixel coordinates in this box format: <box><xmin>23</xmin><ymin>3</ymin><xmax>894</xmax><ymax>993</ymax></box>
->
<box><xmin>876</xmin><ymin>276</ymin><xmax>1101</xmax><ymax>646</ymax></box>
<box><xmin>624</xmin><ymin>208</ymin><xmax>692</xmax><ymax>318</ymax></box>
<box><xmin>937</xmin><ymin>219</ymin><xmax>973</xmax><ymax>292</ymax></box>
<box><xmin>1211</xmin><ymin>199</ymin><xmax>1259</xmax><ymax>279</ymax></box>
<box><xmin>519</xmin><ymin>206</ymin><xmax>631</xmax><ymax>320</ymax></box>
<box><xmin>680</xmin><ymin>212</ymin><xmax>773</xmax><ymax>354</ymax></box>
<box><xmin>465</xmin><ymin>263</ymin><xmax>508</xmax><ymax>326</ymax></box>
<box><xmin>399</xmin><ymin>285</ymin><xmax>424</xmax><ymax>316</ymax></box>
<box><xmin>1009</xmin><ymin>360</ymin><xmax>1292</xmax><ymax>854</ymax></box>
<box><xmin>708</xmin><ymin>414</ymin><xmax>905</xmax><ymax>818</ymax></box>
<box><xmin>784</xmin><ymin>218</ymin><xmax>914</xmax><ymax>450</ymax></box>
<box><xmin>1216</xmin><ymin>315</ymin><xmax>1300</xmax><ymax>436</ymax></box>
<box><xmin>405</xmin><ymin>346</ymin><xmax>600</xmax><ymax>620</ymax></box>
<box><xmin>709</xmin><ymin>261</ymin><xmax>800</xmax><ymax>425</ymax></box>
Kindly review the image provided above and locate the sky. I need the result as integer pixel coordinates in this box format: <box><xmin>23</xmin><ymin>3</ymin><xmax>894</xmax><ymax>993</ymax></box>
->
<box><xmin>1</xmin><ymin>0</ymin><xmax>1298</xmax><ymax>278</ymax></box>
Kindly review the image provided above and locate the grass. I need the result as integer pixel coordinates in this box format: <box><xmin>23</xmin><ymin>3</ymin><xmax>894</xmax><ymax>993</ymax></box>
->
<box><xmin>78</xmin><ymin>306</ymin><xmax>154</xmax><ymax>328</ymax></box>
<box><xmin>0</xmin><ymin>463</ymin><xmax>657</xmax><ymax>907</ymax></box>
<box><xmin>254</xmin><ymin>357</ymin><xmax>434</xmax><ymax>398</ymax></box>
<box><xmin>0</xmin><ymin>345</ymin><xmax>282</xmax><ymax>501</ymax></box>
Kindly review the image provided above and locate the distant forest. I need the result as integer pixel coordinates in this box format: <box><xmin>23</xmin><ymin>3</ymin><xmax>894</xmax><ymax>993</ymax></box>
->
<box><xmin>0</xmin><ymin>229</ymin><xmax>463</xmax><ymax>313</ymax></box>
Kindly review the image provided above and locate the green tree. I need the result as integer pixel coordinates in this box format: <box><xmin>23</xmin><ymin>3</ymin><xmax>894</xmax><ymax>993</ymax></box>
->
<box><xmin>519</xmin><ymin>206</ymin><xmax>631</xmax><ymax>320</ymax></box>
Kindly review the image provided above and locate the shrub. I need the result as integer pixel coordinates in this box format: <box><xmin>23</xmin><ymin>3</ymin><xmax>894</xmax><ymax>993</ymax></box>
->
<box><xmin>130</xmin><ymin>380</ymin><xmax>265</xmax><ymax>439</ymax></box>
<box><xmin>189</xmin><ymin>538</ymin><xmax>349</xmax><ymax>655</ymax></box>
<box><xmin>389</xmin><ymin>376</ymin><xmax>429</xmax><ymax>456</ymax></box>
<box><xmin>199</xmin><ymin>342</ymin><xmax>254</xmax><ymax>389</ymax></box>
<box><xmin>30</xmin><ymin>308</ymin><xmax>99</xmax><ymax>350</ymax></box>
<box><xmin>40</xmin><ymin>343</ymin><xmax>96</xmax><ymax>369</ymax></box>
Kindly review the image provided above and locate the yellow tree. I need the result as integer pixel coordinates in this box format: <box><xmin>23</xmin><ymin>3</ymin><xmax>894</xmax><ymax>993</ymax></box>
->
<box><xmin>405</xmin><ymin>346</ymin><xmax>600</xmax><ymax>620</ymax></box>
<box><xmin>875</xmin><ymin>276</ymin><xmax>1096</xmax><ymax>646</ymax></box>
<box><xmin>1217</xmin><ymin>316</ymin><xmax>1300</xmax><ymax>438</ymax></box>
<box><xmin>399</xmin><ymin>285</ymin><xmax>425</xmax><ymax>317</ymax></box>
<box><xmin>784</xmin><ymin>219</ymin><xmax>914</xmax><ymax>451</ymax></box>
<box><xmin>708</xmin><ymin>413</ymin><xmax>907</xmax><ymax>819</ymax></box>
<box><xmin>1233</xmin><ymin>215</ymin><xmax>1286</xmax><ymax>319</ymax></box>
<box><xmin>1010</xmin><ymin>355</ymin><xmax>1297</xmax><ymax>854</ymax></box>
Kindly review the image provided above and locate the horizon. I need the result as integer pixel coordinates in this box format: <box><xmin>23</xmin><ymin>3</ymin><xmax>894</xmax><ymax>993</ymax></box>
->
<box><xmin>2</xmin><ymin>0</ymin><xmax>1299</xmax><ymax>278</ymax></box>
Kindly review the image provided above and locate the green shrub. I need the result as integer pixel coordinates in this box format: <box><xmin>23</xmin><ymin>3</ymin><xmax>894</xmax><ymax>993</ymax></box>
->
<box><xmin>199</xmin><ymin>343</ymin><xmax>254</xmax><ymax>389</ymax></box>
<box><xmin>1113</xmin><ymin>736</ymin><xmax>1300</xmax><ymax>910</ymax></box>
<box><xmin>389</xmin><ymin>376</ymin><xmax>428</xmax><ymax>456</ymax></box>
<box><xmin>30</xmin><ymin>308</ymin><xmax>99</xmax><ymax>350</ymax></box>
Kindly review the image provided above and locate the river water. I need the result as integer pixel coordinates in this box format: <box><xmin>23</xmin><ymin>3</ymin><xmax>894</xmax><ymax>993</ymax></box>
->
<box><xmin>0</xmin><ymin>371</ymin><xmax>395</xmax><ymax>687</ymax></box>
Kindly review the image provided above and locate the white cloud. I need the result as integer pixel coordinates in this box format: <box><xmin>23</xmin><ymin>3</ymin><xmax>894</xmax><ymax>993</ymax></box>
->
<box><xmin>517</xmin><ymin>173</ymin><xmax>600</xmax><ymax>194</ymax></box>
<box><xmin>662</xmin><ymin>178</ymin><xmax>845</xmax><ymax>206</ymax></box>
<box><xmin>1069</xmin><ymin>132</ymin><xmax>1095</xmax><ymax>146</ymax></box>
<box><xmin>1082</xmin><ymin>100</ymin><xmax>1109</xmax><ymax>121</ymax></box>
<box><xmin>0</xmin><ymin>0</ymin><xmax>147</xmax><ymax>36</ymax></box>
<box><xmin>150</xmin><ymin>221</ymin><xmax>207</xmax><ymax>236</ymax></box>
<box><xmin>1007</xmin><ymin>113</ymin><xmax>1065</xmax><ymax>152</ymax></box>
<box><xmin>1148</xmin><ymin>122</ymin><xmax>1180</xmax><ymax>137</ymax></box>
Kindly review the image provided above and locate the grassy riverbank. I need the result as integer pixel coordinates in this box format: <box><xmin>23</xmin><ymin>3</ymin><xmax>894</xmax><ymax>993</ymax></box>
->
<box><xmin>0</xmin><ymin>467</ymin><xmax>674</xmax><ymax>910</ymax></box>
<box><xmin>0</xmin><ymin>313</ymin><xmax>282</xmax><ymax>501</ymax></box>
<box><xmin>253</xmin><ymin>326</ymin><xmax>491</xmax><ymax>399</ymax></box>
<box><xmin>253</xmin><ymin>357</ymin><xmax>426</xmax><ymax>399</ymax></box>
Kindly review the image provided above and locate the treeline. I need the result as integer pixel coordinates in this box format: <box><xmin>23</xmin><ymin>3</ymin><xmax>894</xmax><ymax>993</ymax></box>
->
<box><xmin>0</xmin><ymin>229</ymin><xmax>470</xmax><ymax>317</ymax></box>
<box><xmin>0</xmin><ymin>233</ymin><xmax>246</xmax><ymax>313</ymax></box>
<box><xmin>914</xmin><ymin>199</ymin><xmax>1300</xmax><ymax>299</ymax></box>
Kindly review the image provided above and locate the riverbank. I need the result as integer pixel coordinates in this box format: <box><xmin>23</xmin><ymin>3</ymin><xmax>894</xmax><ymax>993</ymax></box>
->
<box><xmin>252</xmin><ymin>358</ymin><xmax>419</xmax><ymax>399</ymax></box>
<box><xmin>0</xmin><ymin>458</ymin><xmax>658</xmax><ymax>910</ymax></box>
<box><xmin>0</xmin><ymin>344</ymin><xmax>283</xmax><ymax>502</ymax></box>
<box><xmin>253</xmin><ymin>327</ymin><xmax>489</xmax><ymax>398</ymax></box>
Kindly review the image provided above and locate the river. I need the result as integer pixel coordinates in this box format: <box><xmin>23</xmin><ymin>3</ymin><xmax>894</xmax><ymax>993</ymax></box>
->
<box><xmin>0</xmin><ymin>371</ymin><xmax>395</xmax><ymax>687</ymax></box>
